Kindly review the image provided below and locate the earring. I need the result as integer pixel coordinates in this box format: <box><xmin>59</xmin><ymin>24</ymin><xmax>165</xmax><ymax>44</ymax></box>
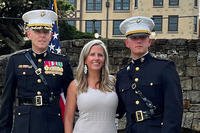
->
<box><xmin>84</xmin><ymin>64</ymin><xmax>88</xmax><ymax>74</ymax></box>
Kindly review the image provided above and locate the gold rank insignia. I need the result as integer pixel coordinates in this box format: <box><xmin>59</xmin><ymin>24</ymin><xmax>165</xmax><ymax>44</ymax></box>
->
<box><xmin>44</xmin><ymin>61</ymin><xmax>63</xmax><ymax>75</ymax></box>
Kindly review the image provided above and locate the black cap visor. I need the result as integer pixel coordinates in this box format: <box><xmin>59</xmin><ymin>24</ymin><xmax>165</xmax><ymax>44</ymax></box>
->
<box><xmin>32</xmin><ymin>28</ymin><xmax>51</xmax><ymax>33</ymax></box>
<box><xmin>127</xmin><ymin>33</ymin><xmax>150</xmax><ymax>39</ymax></box>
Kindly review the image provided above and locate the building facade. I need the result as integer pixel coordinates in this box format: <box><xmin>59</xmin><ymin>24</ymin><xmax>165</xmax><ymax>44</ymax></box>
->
<box><xmin>66</xmin><ymin>0</ymin><xmax>199</xmax><ymax>39</ymax></box>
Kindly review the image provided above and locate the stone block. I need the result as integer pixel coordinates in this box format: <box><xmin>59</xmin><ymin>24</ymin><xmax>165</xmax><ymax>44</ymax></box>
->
<box><xmin>108</xmin><ymin>39</ymin><xmax>125</xmax><ymax>48</ymax></box>
<box><xmin>182</xmin><ymin>112</ymin><xmax>194</xmax><ymax>128</ymax></box>
<box><xmin>192</xmin><ymin>77</ymin><xmax>200</xmax><ymax>90</ymax></box>
<box><xmin>197</xmin><ymin>53</ymin><xmax>200</xmax><ymax>66</ymax></box>
<box><xmin>177</xmin><ymin>66</ymin><xmax>185</xmax><ymax>76</ymax></box>
<box><xmin>192</xmin><ymin>119</ymin><xmax>200</xmax><ymax>131</ymax></box>
<box><xmin>189</xmin><ymin>51</ymin><xmax>197</xmax><ymax>57</ymax></box>
<box><xmin>169</xmin><ymin>56</ymin><xmax>184</xmax><ymax>67</ymax></box>
<box><xmin>113</xmin><ymin>52</ymin><xmax>125</xmax><ymax>58</ymax></box>
<box><xmin>179</xmin><ymin>50</ymin><xmax>188</xmax><ymax>57</ymax></box>
<box><xmin>109</xmin><ymin>58</ymin><xmax>115</xmax><ymax>65</ymax></box>
<box><xmin>168</xmin><ymin>39</ymin><xmax>187</xmax><ymax>45</ymax></box>
<box><xmin>155</xmin><ymin>52</ymin><xmax>168</xmax><ymax>59</ymax></box>
<box><xmin>181</xmin><ymin>78</ymin><xmax>192</xmax><ymax>90</ymax></box>
<box><xmin>188</xmin><ymin>91</ymin><xmax>200</xmax><ymax>103</ymax></box>
<box><xmin>185</xmin><ymin>67</ymin><xmax>200</xmax><ymax>76</ymax></box>
<box><xmin>111</xmin><ymin>49</ymin><xmax>130</xmax><ymax>58</ymax></box>
<box><xmin>182</xmin><ymin>92</ymin><xmax>188</xmax><ymax>100</ymax></box>
<box><xmin>183</xmin><ymin>98</ymin><xmax>191</xmax><ymax>110</ymax></box>
<box><xmin>193</xmin><ymin>112</ymin><xmax>200</xmax><ymax>119</ymax></box>
<box><xmin>185</xmin><ymin>57</ymin><xmax>197</xmax><ymax>67</ymax></box>
<box><xmin>167</xmin><ymin>49</ymin><xmax>178</xmax><ymax>55</ymax></box>
<box><xmin>189</xmin><ymin>104</ymin><xmax>200</xmax><ymax>112</ymax></box>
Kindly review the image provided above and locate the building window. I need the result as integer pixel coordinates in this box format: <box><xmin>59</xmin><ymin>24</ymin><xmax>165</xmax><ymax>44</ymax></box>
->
<box><xmin>152</xmin><ymin>16</ymin><xmax>162</xmax><ymax>32</ymax></box>
<box><xmin>114</xmin><ymin>0</ymin><xmax>130</xmax><ymax>10</ymax></box>
<box><xmin>85</xmin><ymin>20</ymin><xmax>101</xmax><ymax>34</ymax></box>
<box><xmin>86</xmin><ymin>0</ymin><xmax>102</xmax><ymax>11</ymax></box>
<box><xmin>153</xmin><ymin>0</ymin><xmax>163</xmax><ymax>6</ymax></box>
<box><xmin>134</xmin><ymin>0</ymin><xmax>138</xmax><ymax>8</ymax></box>
<box><xmin>169</xmin><ymin>0</ymin><xmax>179</xmax><ymax>6</ymax></box>
<box><xmin>194</xmin><ymin>0</ymin><xmax>198</xmax><ymax>6</ymax></box>
<box><xmin>68</xmin><ymin>0</ymin><xmax>76</xmax><ymax>7</ymax></box>
<box><xmin>113</xmin><ymin>20</ymin><xmax>123</xmax><ymax>35</ymax></box>
<box><xmin>168</xmin><ymin>15</ymin><xmax>178</xmax><ymax>31</ymax></box>
<box><xmin>194</xmin><ymin>16</ymin><xmax>197</xmax><ymax>33</ymax></box>
<box><xmin>67</xmin><ymin>20</ymin><xmax>76</xmax><ymax>27</ymax></box>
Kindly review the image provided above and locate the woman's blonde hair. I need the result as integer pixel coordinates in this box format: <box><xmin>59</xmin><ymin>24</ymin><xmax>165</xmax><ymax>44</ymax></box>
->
<box><xmin>76</xmin><ymin>39</ymin><xmax>115</xmax><ymax>93</ymax></box>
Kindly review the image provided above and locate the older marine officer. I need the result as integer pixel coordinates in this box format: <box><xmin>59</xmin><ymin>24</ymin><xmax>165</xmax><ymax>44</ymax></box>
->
<box><xmin>116</xmin><ymin>16</ymin><xmax>183</xmax><ymax>133</ymax></box>
<box><xmin>0</xmin><ymin>10</ymin><xmax>73</xmax><ymax>133</ymax></box>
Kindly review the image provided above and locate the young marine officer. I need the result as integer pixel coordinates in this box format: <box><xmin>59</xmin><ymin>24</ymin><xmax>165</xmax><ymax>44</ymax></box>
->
<box><xmin>116</xmin><ymin>16</ymin><xmax>183</xmax><ymax>133</ymax></box>
<box><xmin>0</xmin><ymin>10</ymin><xmax>74</xmax><ymax>133</ymax></box>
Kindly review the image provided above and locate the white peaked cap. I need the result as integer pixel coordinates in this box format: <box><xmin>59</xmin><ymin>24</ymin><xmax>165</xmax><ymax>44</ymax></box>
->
<box><xmin>120</xmin><ymin>16</ymin><xmax>155</xmax><ymax>36</ymax></box>
<box><xmin>22</xmin><ymin>9</ymin><xmax>57</xmax><ymax>29</ymax></box>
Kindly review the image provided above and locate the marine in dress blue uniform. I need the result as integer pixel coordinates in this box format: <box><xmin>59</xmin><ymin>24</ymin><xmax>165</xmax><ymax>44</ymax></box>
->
<box><xmin>0</xmin><ymin>10</ymin><xmax>74</xmax><ymax>133</ymax></box>
<box><xmin>116</xmin><ymin>16</ymin><xmax>183</xmax><ymax>133</ymax></box>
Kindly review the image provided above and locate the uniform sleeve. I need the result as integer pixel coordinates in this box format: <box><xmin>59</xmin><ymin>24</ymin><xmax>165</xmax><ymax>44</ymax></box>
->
<box><xmin>115</xmin><ymin>74</ymin><xmax>126</xmax><ymax>119</ymax></box>
<box><xmin>0</xmin><ymin>56</ymin><xmax>17</xmax><ymax>133</ymax></box>
<box><xmin>161</xmin><ymin>62</ymin><xmax>183</xmax><ymax>133</ymax></box>
<box><xmin>62</xmin><ymin>58</ymin><xmax>74</xmax><ymax>96</ymax></box>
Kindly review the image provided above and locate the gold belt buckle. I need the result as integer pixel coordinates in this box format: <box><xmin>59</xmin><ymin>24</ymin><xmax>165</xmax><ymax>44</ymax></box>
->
<box><xmin>35</xmin><ymin>95</ymin><xmax>43</xmax><ymax>106</ymax></box>
<box><xmin>136</xmin><ymin>110</ymin><xmax>144</xmax><ymax>122</ymax></box>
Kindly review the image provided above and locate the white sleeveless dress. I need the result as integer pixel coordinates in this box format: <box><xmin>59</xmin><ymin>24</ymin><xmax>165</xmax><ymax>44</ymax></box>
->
<box><xmin>73</xmin><ymin>88</ymin><xmax>118</xmax><ymax>133</ymax></box>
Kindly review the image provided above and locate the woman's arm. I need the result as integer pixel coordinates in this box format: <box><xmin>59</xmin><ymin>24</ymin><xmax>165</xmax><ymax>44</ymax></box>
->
<box><xmin>64</xmin><ymin>80</ymin><xmax>77</xmax><ymax>133</ymax></box>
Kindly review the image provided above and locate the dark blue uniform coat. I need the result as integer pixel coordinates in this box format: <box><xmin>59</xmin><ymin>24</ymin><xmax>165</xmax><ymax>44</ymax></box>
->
<box><xmin>0</xmin><ymin>49</ymin><xmax>74</xmax><ymax>133</ymax></box>
<box><xmin>116</xmin><ymin>53</ymin><xmax>183</xmax><ymax>133</ymax></box>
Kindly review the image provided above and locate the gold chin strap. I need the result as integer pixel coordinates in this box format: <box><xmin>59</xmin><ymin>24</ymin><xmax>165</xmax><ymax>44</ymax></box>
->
<box><xmin>29</xmin><ymin>26</ymin><xmax>52</xmax><ymax>30</ymax></box>
<box><xmin>27</xmin><ymin>23</ymin><xmax>52</xmax><ymax>27</ymax></box>
<box><xmin>126</xmin><ymin>30</ymin><xmax>150</xmax><ymax>36</ymax></box>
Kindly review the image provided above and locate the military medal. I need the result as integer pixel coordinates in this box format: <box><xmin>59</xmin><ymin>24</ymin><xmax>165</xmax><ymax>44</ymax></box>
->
<box><xmin>44</xmin><ymin>61</ymin><xmax>63</xmax><ymax>75</ymax></box>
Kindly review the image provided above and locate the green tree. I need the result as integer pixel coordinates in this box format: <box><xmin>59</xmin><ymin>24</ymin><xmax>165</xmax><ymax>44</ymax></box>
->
<box><xmin>0</xmin><ymin>0</ymin><xmax>51</xmax><ymax>53</ymax></box>
<box><xmin>0</xmin><ymin>0</ymin><xmax>93</xmax><ymax>55</ymax></box>
<box><xmin>59</xmin><ymin>20</ymin><xmax>93</xmax><ymax>40</ymax></box>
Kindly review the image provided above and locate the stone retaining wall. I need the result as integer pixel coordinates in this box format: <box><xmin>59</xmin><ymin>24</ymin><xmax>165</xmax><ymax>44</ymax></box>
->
<box><xmin>0</xmin><ymin>39</ymin><xmax>199</xmax><ymax>131</ymax></box>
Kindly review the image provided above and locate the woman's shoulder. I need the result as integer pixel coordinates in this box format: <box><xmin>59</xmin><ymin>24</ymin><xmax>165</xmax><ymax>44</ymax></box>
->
<box><xmin>69</xmin><ymin>79</ymin><xmax>77</xmax><ymax>86</ymax></box>
<box><xmin>68</xmin><ymin>80</ymin><xmax>78</xmax><ymax>94</ymax></box>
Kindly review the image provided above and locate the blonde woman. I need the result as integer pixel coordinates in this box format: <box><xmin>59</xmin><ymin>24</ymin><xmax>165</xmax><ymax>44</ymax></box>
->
<box><xmin>64</xmin><ymin>40</ymin><xmax>118</xmax><ymax>133</ymax></box>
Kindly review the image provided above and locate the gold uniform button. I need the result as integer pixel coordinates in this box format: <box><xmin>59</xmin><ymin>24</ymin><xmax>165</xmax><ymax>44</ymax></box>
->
<box><xmin>37</xmin><ymin>79</ymin><xmax>42</xmax><ymax>83</ymax></box>
<box><xmin>135</xmin><ymin>67</ymin><xmax>140</xmax><ymax>71</ymax></box>
<box><xmin>22</xmin><ymin>72</ymin><xmax>26</xmax><ymax>75</ymax></box>
<box><xmin>135</xmin><ymin>100</ymin><xmax>140</xmax><ymax>105</ymax></box>
<box><xmin>18</xmin><ymin>113</ymin><xmax>21</xmax><ymax>115</ymax></box>
<box><xmin>150</xmin><ymin>82</ymin><xmax>153</xmax><ymax>86</ymax></box>
<box><xmin>134</xmin><ymin>78</ymin><xmax>139</xmax><ymax>82</ymax></box>
<box><xmin>37</xmin><ymin>91</ymin><xmax>41</xmax><ymax>95</ymax></box>
<box><xmin>38</xmin><ymin>59</ymin><xmax>42</xmax><ymax>63</ymax></box>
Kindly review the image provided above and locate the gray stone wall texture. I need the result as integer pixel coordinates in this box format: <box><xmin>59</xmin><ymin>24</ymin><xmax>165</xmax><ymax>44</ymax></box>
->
<box><xmin>0</xmin><ymin>39</ymin><xmax>200</xmax><ymax>132</ymax></box>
